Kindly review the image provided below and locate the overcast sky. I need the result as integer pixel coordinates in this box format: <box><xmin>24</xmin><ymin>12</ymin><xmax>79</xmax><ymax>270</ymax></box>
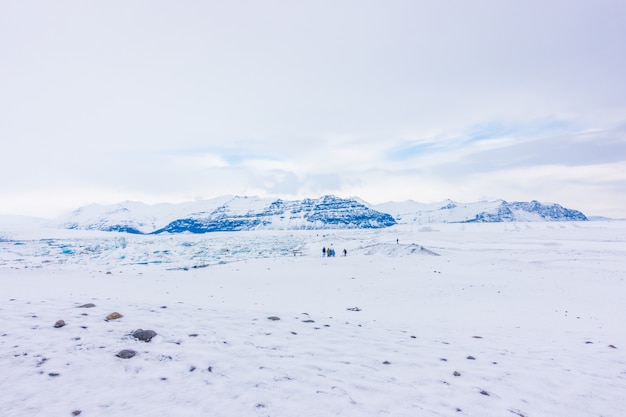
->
<box><xmin>2</xmin><ymin>0</ymin><xmax>625</xmax><ymax>218</ymax></box>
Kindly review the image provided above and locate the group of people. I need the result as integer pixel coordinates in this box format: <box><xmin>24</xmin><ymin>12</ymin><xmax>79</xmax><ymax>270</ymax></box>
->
<box><xmin>322</xmin><ymin>246</ymin><xmax>347</xmax><ymax>257</ymax></box>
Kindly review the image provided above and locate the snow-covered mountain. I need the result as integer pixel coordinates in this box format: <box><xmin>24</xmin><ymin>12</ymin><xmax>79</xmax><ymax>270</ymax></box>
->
<box><xmin>59</xmin><ymin>195</ymin><xmax>397</xmax><ymax>234</ymax></box>
<box><xmin>373</xmin><ymin>199</ymin><xmax>588</xmax><ymax>224</ymax></box>
<box><xmin>56</xmin><ymin>196</ymin><xmax>588</xmax><ymax>234</ymax></box>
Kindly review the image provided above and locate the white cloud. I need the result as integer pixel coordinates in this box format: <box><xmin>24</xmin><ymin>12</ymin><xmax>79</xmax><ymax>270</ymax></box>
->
<box><xmin>1</xmin><ymin>1</ymin><xmax>626</xmax><ymax>217</ymax></box>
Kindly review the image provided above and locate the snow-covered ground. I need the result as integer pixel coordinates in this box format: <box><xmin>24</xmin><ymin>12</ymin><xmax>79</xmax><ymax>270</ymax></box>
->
<box><xmin>1</xmin><ymin>221</ymin><xmax>625</xmax><ymax>416</ymax></box>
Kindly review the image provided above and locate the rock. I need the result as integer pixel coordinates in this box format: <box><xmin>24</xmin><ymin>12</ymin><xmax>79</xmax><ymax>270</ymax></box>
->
<box><xmin>346</xmin><ymin>307</ymin><xmax>361</xmax><ymax>312</ymax></box>
<box><xmin>267</xmin><ymin>316</ymin><xmax>280</xmax><ymax>321</ymax></box>
<box><xmin>106</xmin><ymin>312</ymin><xmax>123</xmax><ymax>321</ymax></box>
<box><xmin>116</xmin><ymin>349</ymin><xmax>136</xmax><ymax>359</ymax></box>
<box><xmin>54</xmin><ymin>320</ymin><xmax>66</xmax><ymax>328</ymax></box>
<box><xmin>132</xmin><ymin>329</ymin><xmax>157</xmax><ymax>342</ymax></box>
<box><xmin>72</xmin><ymin>411</ymin><xmax>82</xmax><ymax>416</ymax></box>
<box><xmin>609</xmin><ymin>344</ymin><xmax>618</xmax><ymax>349</ymax></box>
<box><xmin>480</xmin><ymin>390</ymin><xmax>490</xmax><ymax>396</ymax></box>
<box><xmin>467</xmin><ymin>356</ymin><xmax>476</xmax><ymax>360</ymax></box>
<box><xmin>48</xmin><ymin>372</ymin><xmax>60</xmax><ymax>377</ymax></box>
<box><xmin>78</xmin><ymin>303</ymin><xmax>95</xmax><ymax>308</ymax></box>
<box><xmin>453</xmin><ymin>371</ymin><xmax>461</xmax><ymax>377</ymax></box>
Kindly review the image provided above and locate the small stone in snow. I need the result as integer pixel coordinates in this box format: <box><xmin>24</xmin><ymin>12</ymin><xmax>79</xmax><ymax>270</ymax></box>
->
<box><xmin>267</xmin><ymin>316</ymin><xmax>280</xmax><ymax>321</ymax></box>
<box><xmin>480</xmin><ymin>390</ymin><xmax>490</xmax><ymax>396</ymax></box>
<box><xmin>454</xmin><ymin>371</ymin><xmax>461</xmax><ymax>376</ymax></box>
<box><xmin>116</xmin><ymin>349</ymin><xmax>136</xmax><ymax>359</ymax></box>
<box><xmin>467</xmin><ymin>356</ymin><xmax>476</xmax><ymax>360</ymax></box>
<box><xmin>609</xmin><ymin>344</ymin><xmax>618</xmax><ymax>349</ymax></box>
<box><xmin>346</xmin><ymin>307</ymin><xmax>361</xmax><ymax>312</ymax></box>
<box><xmin>54</xmin><ymin>320</ymin><xmax>66</xmax><ymax>328</ymax></box>
<box><xmin>383</xmin><ymin>361</ymin><xmax>391</xmax><ymax>365</ymax></box>
<box><xmin>77</xmin><ymin>303</ymin><xmax>95</xmax><ymax>308</ymax></box>
<box><xmin>132</xmin><ymin>329</ymin><xmax>157</xmax><ymax>342</ymax></box>
<box><xmin>48</xmin><ymin>372</ymin><xmax>60</xmax><ymax>377</ymax></box>
<box><xmin>72</xmin><ymin>411</ymin><xmax>82</xmax><ymax>416</ymax></box>
<box><xmin>106</xmin><ymin>312</ymin><xmax>123</xmax><ymax>321</ymax></box>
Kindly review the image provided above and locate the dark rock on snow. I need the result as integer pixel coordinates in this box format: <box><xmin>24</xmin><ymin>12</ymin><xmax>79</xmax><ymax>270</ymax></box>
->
<box><xmin>116</xmin><ymin>349</ymin><xmax>137</xmax><ymax>359</ymax></box>
<box><xmin>132</xmin><ymin>329</ymin><xmax>157</xmax><ymax>342</ymax></box>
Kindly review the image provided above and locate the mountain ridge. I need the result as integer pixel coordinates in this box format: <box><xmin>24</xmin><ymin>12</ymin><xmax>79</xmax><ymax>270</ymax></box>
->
<box><xmin>373</xmin><ymin>198</ymin><xmax>588</xmax><ymax>224</ymax></box>
<box><xmin>56</xmin><ymin>195</ymin><xmax>588</xmax><ymax>234</ymax></box>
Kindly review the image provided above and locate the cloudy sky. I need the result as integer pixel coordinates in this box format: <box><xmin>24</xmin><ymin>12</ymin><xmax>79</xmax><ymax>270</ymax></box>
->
<box><xmin>2</xmin><ymin>0</ymin><xmax>625</xmax><ymax>218</ymax></box>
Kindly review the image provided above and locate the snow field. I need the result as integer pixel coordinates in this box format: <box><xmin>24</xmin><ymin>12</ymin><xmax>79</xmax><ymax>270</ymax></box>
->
<box><xmin>1</xmin><ymin>221</ymin><xmax>625</xmax><ymax>416</ymax></box>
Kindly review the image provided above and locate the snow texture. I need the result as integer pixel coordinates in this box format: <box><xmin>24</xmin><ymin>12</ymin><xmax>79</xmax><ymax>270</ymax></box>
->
<box><xmin>1</xmin><ymin>220</ymin><xmax>624</xmax><ymax>417</ymax></box>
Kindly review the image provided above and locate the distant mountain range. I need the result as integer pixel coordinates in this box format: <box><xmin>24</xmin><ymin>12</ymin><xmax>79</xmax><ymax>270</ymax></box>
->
<box><xmin>60</xmin><ymin>195</ymin><xmax>396</xmax><ymax>234</ymax></box>
<box><xmin>374</xmin><ymin>199</ymin><xmax>588</xmax><ymax>224</ymax></box>
<box><xmin>57</xmin><ymin>195</ymin><xmax>588</xmax><ymax>234</ymax></box>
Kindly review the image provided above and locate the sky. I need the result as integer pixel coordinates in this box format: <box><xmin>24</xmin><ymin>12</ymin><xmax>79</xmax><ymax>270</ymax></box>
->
<box><xmin>1</xmin><ymin>0</ymin><xmax>626</xmax><ymax>218</ymax></box>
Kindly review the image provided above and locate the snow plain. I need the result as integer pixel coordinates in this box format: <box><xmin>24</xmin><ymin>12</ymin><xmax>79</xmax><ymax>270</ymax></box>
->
<box><xmin>1</xmin><ymin>221</ymin><xmax>625</xmax><ymax>417</ymax></box>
